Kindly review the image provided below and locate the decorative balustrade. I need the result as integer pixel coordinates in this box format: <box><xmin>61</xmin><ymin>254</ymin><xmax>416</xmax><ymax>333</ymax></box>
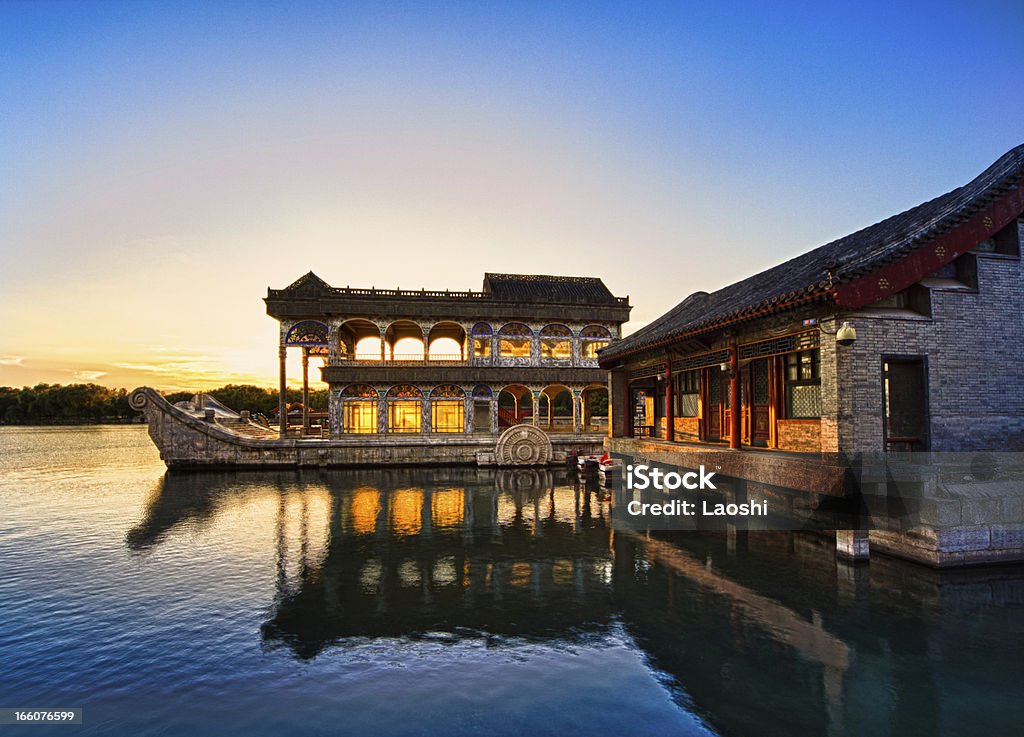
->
<box><xmin>331</xmin><ymin>354</ymin><xmax>467</xmax><ymax>366</ymax></box>
<box><xmin>268</xmin><ymin>286</ymin><xmax>629</xmax><ymax>304</ymax></box>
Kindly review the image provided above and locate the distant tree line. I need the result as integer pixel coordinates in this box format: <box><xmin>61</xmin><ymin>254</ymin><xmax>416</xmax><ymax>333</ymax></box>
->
<box><xmin>0</xmin><ymin>383</ymin><xmax>327</xmax><ymax>425</ymax></box>
<box><xmin>0</xmin><ymin>384</ymin><xmax>134</xmax><ymax>424</ymax></box>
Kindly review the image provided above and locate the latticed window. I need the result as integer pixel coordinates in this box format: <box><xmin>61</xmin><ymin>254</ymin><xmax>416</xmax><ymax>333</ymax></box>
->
<box><xmin>498</xmin><ymin>323</ymin><xmax>533</xmax><ymax>358</ymax></box>
<box><xmin>540</xmin><ymin>324</ymin><xmax>572</xmax><ymax>359</ymax></box>
<box><xmin>753</xmin><ymin>360</ymin><xmax>769</xmax><ymax>404</ymax></box>
<box><xmin>472</xmin><ymin>323</ymin><xmax>492</xmax><ymax>357</ymax></box>
<box><xmin>343</xmin><ymin>401</ymin><xmax>376</xmax><ymax>433</ymax></box>
<box><xmin>388</xmin><ymin>402</ymin><xmax>421</xmax><ymax>433</ymax></box>
<box><xmin>784</xmin><ymin>350</ymin><xmax>821</xmax><ymax>418</ymax></box>
<box><xmin>473</xmin><ymin>338</ymin><xmax>491</xmax><ymax>357</ymax></box>
<box><xmin>431</xmin><ymin>400</ymin><xmax>464</xmax><ymax>432</ymax></box>
<box><xmin>673</xmin><ymin>370</ymin><xmax>699</xmax><ymax>417</ymax></box>
<box><xmin>580</xmin><ymin>325</ymin><xmax>611</xmax><ymax>358</ymax></box>
<box><xmin>386</xmin><ymin>385</ymin><xmax>422</xmax><ymax>433</ymax></box>
<box><xmin>285</xmin><ymin>320</ymin><xmax>329</xmax><ymax>346</ymax></box>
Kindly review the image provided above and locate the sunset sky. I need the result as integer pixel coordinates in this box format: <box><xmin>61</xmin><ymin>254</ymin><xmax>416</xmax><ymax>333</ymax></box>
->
<box><xmin>2</xmin><ymin>1</ymin><xmax>1022</xmax><ymax>391</ymax></box>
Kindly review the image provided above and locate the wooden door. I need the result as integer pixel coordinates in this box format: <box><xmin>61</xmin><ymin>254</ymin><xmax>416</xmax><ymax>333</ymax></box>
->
<box><xmin>749</xmin><ymin>358</ymin><xmax>770</xmax><ymax>447</ymax></box>
<box><xmin>883</xmin><ymin>357</ymin><xmax>930</xmax><ymax>451</ymax></box>
<box><xmin>705</xmin><ymin>368</ymin><xmax>729</xmax><ymax>441</ymax></box>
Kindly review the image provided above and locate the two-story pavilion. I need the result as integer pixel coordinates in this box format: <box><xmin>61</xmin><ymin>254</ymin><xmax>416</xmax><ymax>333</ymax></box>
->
<box><xmin>265</xmin><ymin>272</ymin><xmax>631</xmax><ymax>443</ymax></box>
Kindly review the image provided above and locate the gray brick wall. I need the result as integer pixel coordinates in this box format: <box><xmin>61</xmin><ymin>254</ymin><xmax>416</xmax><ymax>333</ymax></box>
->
<box><xmin>834</xmin><ymin>249</ymin><xmax>1024</xmax><ymax>452</ymax></box>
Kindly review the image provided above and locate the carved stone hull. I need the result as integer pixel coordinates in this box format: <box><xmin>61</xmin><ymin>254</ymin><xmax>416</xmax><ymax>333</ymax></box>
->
<box><xmin>129</xmin><ymin>387</ymin><xmax>603</xmax><ymax>470</ymax></box>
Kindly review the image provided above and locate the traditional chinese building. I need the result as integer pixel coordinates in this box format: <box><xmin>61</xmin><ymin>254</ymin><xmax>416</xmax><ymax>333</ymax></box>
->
<box><xmin>263</xmin><ymin>272</ymin><xmax>630</xmax><ymax>460</ymax></box>
<box><xmin>599</xmin><ymin>143</ymin><xmax>1024</xmax><ymax>566</ymax></box>
<box><xmin>130</xmin><ymin>272</ymin><xmax>629</xmax><ymax>468</ymax></box>
<box><xmin>601</xmin><ymin>144</ymin><xmax>1024</xmax><ymax>455</ymax></box>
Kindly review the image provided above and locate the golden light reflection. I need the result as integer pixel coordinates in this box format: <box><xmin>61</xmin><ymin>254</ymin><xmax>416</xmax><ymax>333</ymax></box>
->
<box><xmin>551</xmin><ymin>488</ymin><xmax>578</xmax><ymax>523</ymax></box>
<box><xmin>433</xmin><ymin>556</ymin><xmax>458</xmax><ymax>586</ymax></box>
<box><xmin>510</xmin><ymin>561</ymin><xmax>533</xmax><ymax>587</ymax></box>
<box><xmin>359</xmin><ymin>559</ymin><xmax>382</xmax><ymax>593</ymax></box>
<box><xmin>399</xmin><ymin>559</ymin><xmax>421</xmax><ymax>587</ymax></box>
<box><xmin>350</xmin><ymin>487</ymin><xmax>381</xmax><ymax>535</ymax></box>
<box><xmin>390</xmin><ymin>489</ymin><xmax>424</xmax><ymax>536</ymax></box>
<box><xmin>552</xmin><ymin>559</ymin><xmax>575</xmax><ymax>585</ymax></box>
<box><xmin>431</xmin><ymin>489</ymin><xmax>464</xmax><ymax>528</ymax></box>
<box><xmin>497</xmin><ymin>496</ymin><xmax>520</xmax><ymax>525</ymax></box>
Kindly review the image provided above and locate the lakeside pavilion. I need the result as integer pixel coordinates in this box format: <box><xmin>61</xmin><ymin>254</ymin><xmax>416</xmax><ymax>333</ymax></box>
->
<box><xmin>600</xmin><ymin>144</ymin><xmax>1024</xmax><ymax>454</ymax></box>
<box><xmin>598</xmin><ymin>143</ymin><xmax>1024</xmax><ymax>566</ymax></box>
<box><xmin>265</xmin><ymin>272</ymin><xmax>631</xmax><ymax>440</ymax></box>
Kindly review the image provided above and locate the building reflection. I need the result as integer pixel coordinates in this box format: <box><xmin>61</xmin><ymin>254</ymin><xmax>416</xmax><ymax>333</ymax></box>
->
<box><xmin>261</xmin><ymin>469</ymin><xmax>615</xmax><ymax>659</ymax></box>
<box><xmin>127</xmin><ymin>468</ymin><xmax>1024</xmax><ymax>737</ymax></box>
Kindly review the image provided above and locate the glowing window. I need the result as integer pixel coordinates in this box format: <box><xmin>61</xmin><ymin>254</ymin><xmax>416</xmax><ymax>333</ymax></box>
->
<box><xmin>388</xmin><ymin>402</ymin><xmax>421</xmax><ymax>433</ymax></box>
<box><xmin>580</xmin><ymin>325</ymin><xmax>611</xmax><ymax>359</ymax></box>
<box><xmin>431</xmin><ymin>400</ymin><xmax>464</xmax><ymax>432</ymax></box>
<box><xmin>498</xmin><ymin>323</ymin><xmax>533</xmax><ymax>358</ymax></box>
<box><xmin>343</xmin><ymin>400</ymin><xmax>377</xmax><ymax>433</ymax></box>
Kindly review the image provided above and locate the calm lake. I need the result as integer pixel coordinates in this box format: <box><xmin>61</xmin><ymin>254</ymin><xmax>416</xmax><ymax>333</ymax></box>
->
<box><xmin>2</xmin><ymin>426</ymin><xmax>1023</xmax><ymax>736</ymax></box>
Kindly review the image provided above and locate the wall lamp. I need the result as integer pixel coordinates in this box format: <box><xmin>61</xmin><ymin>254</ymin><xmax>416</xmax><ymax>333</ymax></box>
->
<box><xmin>809</xmin><ymin>318</ymin><xmax>857</xmax><ymax>346</ymax></box>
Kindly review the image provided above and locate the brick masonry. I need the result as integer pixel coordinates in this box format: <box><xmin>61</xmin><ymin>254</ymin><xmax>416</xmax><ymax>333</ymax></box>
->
<box><xmin>828</xmin><ymin>245</ymin><xmax>1024</xmax><ymax>453</ymax></box>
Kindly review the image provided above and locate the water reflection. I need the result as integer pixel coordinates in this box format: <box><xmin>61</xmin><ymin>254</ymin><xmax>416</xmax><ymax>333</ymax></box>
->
<box><xmin>126</xmin><ymin>467</ymin><xmax>1024</xmax><ymax>737</ymax></box>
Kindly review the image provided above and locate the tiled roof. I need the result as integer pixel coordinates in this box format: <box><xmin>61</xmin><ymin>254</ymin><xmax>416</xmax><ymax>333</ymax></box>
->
<box><xmin>600</xmin><ymin>143</ymin><xmax>1024</xmax><ymax>364</ymax></box>
<box><xmin>483</xmin><ymin>273</ymin><xmax>621</xmax><ymax>304</ymax></box>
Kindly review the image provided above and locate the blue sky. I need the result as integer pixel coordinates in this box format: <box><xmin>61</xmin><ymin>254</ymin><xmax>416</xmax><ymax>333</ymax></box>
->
<box><xmin>1</xmin><ymin>1</ymin><xmax>1022</xmax><ymax>388</ymax></box>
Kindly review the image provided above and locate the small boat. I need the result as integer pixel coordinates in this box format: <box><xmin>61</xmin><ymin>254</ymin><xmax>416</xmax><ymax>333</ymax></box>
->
<box><xmin>577</xmin><ymin>453</ymin><xmax>602</xmax><ymax>472</ymax></box>
<box><xmin>598</xmin><ymin>455</ymin><xmax>622</xmax><ymax>477</ymax></box>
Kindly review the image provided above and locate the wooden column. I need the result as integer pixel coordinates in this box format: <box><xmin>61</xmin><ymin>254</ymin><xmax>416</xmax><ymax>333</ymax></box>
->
<box><xmin>768</xmin><ymin>356</ymin><xmax>779</xmax><ymax>449</ymax></box>
<box><xmin>301</xmin><ymin>347</ymin><xmax>310</xmax><ymax>435</ymax></box>
<box><xmin>665</xmin><ymin>361</ymin><xmax>675</xmax><ymax>442</ymax></box>
<box><xmin>729</xmin><ymin>347</ymin><xmax>741</xmax><ymax>450</ymax></box>
<box><xmin>624</xmin><ymin>374</ymin><xmax>633</xmax><ymax>438</ymax></box>
<box><xmin>278</xmin><ymin>344</ymin><xmax>288</xmax><ymax>435</ymax></box>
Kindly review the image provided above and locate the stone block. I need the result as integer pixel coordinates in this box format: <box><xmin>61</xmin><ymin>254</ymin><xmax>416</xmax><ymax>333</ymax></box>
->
<box><xmin>936</xmin><ymin>526</ymin><xmax>991</xmax><ymax>553</ymax></box>
<box><xmin>918</xmin><ymin>498</ymin><xmax>961</xmax><ymax>527</ymax></box>
<box><xmin>959</xmin><ymin>498</ymin><xmax>1003</xmax><ymax>526</ymax></box>
<box><xmin>990</xmin><ymin>525</ymin><xmax>1024</xmax><ymax>550</ymax></box>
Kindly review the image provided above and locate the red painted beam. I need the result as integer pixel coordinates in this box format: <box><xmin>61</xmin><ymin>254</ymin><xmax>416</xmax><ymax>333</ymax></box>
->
<box><xmin>834</xmin><ymin>186</ymin><xmax>1024</xmax><ymax>309</ymax></box>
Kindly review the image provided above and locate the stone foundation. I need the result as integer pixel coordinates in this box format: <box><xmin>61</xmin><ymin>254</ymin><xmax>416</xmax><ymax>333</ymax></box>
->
<box><xmin>130</xmin><ymin>387</ymin><xmax>603</xmax><ymax>469</ymax></box>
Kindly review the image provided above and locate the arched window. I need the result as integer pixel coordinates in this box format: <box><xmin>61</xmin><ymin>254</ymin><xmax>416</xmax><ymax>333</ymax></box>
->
<box><xmin>498</xmin><ymin>323</ymin><xmax>533</xmax><ymax>358</ymax></box>
<box><xmin>429</xmin><ymin>384</ymin><xmax>465</xmax><ymax>398</ymax></box>
<box><xmin>341</xmin><ymin>384</ymin><xmax>378</xmax><ymax>397</ymax></box>
<box><xmin>340</xmin><ymin>384</ymin><xmax>377</xmax><ymax>433</ymax></box>
<box><xmin>540</xmin><ymin>324</ymin><xmax>573</xmax><ymax>359</ymax></box>
<box><xmin>430</xmin><ymin>385</ymin><xmax>465</xmax><ymax>432</ymax></box>
<box><xmin>386</xmin><ymin>385</ymin><xmax>423</xmax><ymax>398</ymax></box>
<box><xmin>285</xmin><ymin>320</ymin><xmax>328</xmax><ymax>346</ymax></box>
<box><xmin>472</xmin><ymin>322</ymin><xmax>493</xmax><ymax>358</ymax></box>
<box><xmin>386</xmin><ymin>385</ymin><xmax>423</xmax><ymax>433</ymax></box>
<box><xmin>580</xmin><ymin>325</ymin><xmax>612</xmax><ymax>359</ymax></box>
